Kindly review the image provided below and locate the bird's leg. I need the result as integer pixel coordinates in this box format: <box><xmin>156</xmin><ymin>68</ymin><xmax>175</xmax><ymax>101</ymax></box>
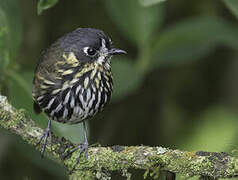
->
<box><xmin>70</xmin><ymin>121</ymin><xmax>89</xmax><ymax>170</ymax></box>
<box><xmin>36</xmin><ymin>119</ymin><xmax>52</xmax><ymax>158</ymax></box>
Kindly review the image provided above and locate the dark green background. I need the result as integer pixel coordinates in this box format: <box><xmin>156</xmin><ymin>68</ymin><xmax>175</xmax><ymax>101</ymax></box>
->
<box><xmin>0</xmin><ymin>0</ymin><xmax>238</xmax><ymax>179</ymax></box>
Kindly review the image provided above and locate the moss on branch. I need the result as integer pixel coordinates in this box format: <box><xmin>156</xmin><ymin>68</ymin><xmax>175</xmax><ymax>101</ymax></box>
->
<box><xmin>0</xmin><ymin>94</ymin><xmax>237</xmax><ymax>179</ymax></box>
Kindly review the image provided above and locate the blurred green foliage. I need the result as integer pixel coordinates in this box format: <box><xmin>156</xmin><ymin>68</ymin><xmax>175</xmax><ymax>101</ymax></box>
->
<box><xmin>223</xmin><ymin>0</ymin><xmax>238</xmax><ymax>19</ymax></box>
<box><xmin>0</xmin><ymin>0</ymin><xmax>238</xmax><ymax>179</ymax></box>
<box><xmin>37</xmin><ymin>0</ymin><xmax>58</xmax><ymax>15</ymax></box>
<box><xmin>152</xmin><ymin>16</ymin><xmax>238</xmax><ymax>66</ymax></box>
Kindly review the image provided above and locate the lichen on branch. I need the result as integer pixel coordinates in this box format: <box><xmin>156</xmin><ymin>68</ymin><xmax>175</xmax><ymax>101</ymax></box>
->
<box><xmin>0</xmin><ymin>94</ymin><xmax>237</xmax><ymax>180</ymax></box>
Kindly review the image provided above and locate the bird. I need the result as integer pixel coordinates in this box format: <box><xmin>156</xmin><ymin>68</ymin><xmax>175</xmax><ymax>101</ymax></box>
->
<box><xmin>32</xmin><ymin>28</ymin><xmax>126</xmax><ymax>167</ymax></box>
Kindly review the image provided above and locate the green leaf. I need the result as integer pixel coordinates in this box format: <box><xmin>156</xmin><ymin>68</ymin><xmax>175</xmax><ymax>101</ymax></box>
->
<box><xmin>0</xmin><ymin>0</ymin><xmax>22</xmax><ymax>66</ymax></box>
<box><xmin>112</xmin><ymin>58</ymin><xmax>143</xmax><ymax>101</ymax></box>
<box><xmin>104</xmin><ymin>0</ymin><xmax>164</xmax><ymax>47</ymax></box>
<box><xmin>152</xmin><ymin>16</ymin><xmax>238</xmax><ymax>67</ymax></box>
<box><xmin>179</xmin><ymin>106</ymin><xmax>238</xmax><ymax>152</ymax></box>
<box><xmin>0</xmin><ymin>0</ymin><xmax>22</xmax><ymax>93</ymax></box>
<box><xmin>223</xmin><ymin>0</ymin><xmax>238</xmax><ymax>19</ymax></box>
<box><xmin>0</xmin><ymin>9</ymin><xmax>9</xmax><ymax>71</ymax></box>
<box><xmin>37</xmin><ymin>0</ymin><xmax>58</xmax><ymax>15</ymax></box>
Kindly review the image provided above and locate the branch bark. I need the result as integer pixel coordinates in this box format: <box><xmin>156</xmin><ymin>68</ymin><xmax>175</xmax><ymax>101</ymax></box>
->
<box><xmin>0</xmin><ymin>94</ymin><xmax>237</xmax><ymax>180</ymax></box>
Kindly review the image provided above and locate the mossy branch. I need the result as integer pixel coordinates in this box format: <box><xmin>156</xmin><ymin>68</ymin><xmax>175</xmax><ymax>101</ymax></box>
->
<box><xmin>0</xmin><ymin>94</ymin><xmax>237</xmax><ymax>180</ymax></box>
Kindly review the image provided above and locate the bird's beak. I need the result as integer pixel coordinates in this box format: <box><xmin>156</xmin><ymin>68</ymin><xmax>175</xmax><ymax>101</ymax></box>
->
<box><xmin>109</xmin><ymin>48</ymin><xmax>127</xmax><ymax>55</ymax></box>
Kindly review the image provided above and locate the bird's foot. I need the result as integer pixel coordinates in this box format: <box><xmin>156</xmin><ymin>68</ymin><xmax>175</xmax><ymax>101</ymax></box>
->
<box><xmin>69</xmin><ymin>140</ymin><xmax>88</xmax><ymax>171</ymax></box>
<box><xmin>36</xmin><ymin>125</ymin><xmax>52</xmax><ymax>158</ymax></box>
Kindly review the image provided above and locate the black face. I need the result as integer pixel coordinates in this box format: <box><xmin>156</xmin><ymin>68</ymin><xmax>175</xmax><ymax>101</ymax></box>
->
<box><xmin>59</xmin><ymin>28</ymin><xmax>112</xmax><ymax>62</ymax></box>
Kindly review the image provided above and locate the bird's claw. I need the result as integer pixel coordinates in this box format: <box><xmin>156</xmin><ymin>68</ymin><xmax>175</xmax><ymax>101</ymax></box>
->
<box><xmin>36</xmin><ymin>126</ymin><xmax>52</xmax><ymax>158</ymax></box>
<box><xmin>69</xmin><ymin>141</ymin><xmax>89</xmax><ymax>172</ymax></box>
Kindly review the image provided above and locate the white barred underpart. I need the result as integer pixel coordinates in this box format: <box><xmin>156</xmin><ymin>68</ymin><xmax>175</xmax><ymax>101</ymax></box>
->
<box><xmin>39</xmin><ymin>64</ymin><xmax>112</xmax><ymax>124</ymax></box>
<box><xmin>54</xmin><ymin>71</ymin><xmax>110</xmax><ymax>123</ymax></box>
<box><xmin>68</xmin><ymin>82</ymin><xmax>104</xmax><ymax>123</ymax></box>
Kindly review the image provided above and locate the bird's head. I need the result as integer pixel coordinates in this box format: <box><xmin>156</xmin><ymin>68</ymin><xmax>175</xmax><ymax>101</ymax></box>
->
<box><xmin>59</xmin><ymin>28</ymin><xmax>126</xmax><ymax>66</ymax></box>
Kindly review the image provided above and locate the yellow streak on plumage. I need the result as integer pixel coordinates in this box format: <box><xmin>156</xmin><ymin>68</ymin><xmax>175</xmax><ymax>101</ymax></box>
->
<box><xmin>62</xmin><ymin>52</ymin><xmax>80</xmax><ymax>67</ymax></box>
<box><xmin>36</xmin><ymin>72</ymin><xmax>44</xmax><ymax>80</ymax></box>
<box><xmin>74</xmin><ymin>65</ymin><xmax>94</xmax><ymax>78</ymax></box>
<box><xmin>56</xmin><ymin>60</ymin><xmax>65</xmax><ymax>65</ymax></box>
<box><xmin>95</xmin><ymin>78</ymin><xmax>100</xmax><ymax>88</ymax></box>
<box><xmin>58</xmin><ymin>69</ymin><xmax>64</xmax><ymax>73</ymax></box>
<box><xmin>84</xmin><ymin>77</ymin><xmax>89</xmax><ymax>89</ymax></box>
<box><xmin>97</xmin><ymin>72</ymin><xmax>101</xmax><ymax>80</ymax></box>
<box><xmin>55</xmin><ymin>76</ymin><xmax>62</xmax><ymax>80</ymax></box>
<box><xmin>104</xmin><ymin>75</ymin><xmax>109</xmax><ymax>81</ymax></box>
<box><xmin>44</xmin><ymin>79</ymin><xmax>55</xmax><ymax>85</ymax></box>
<box><xmin>106</xmin><ymin>81</ymin><xmax>111</xmax><ymax>89</ymax></box>
<box><xmin>70</xmin><ymin>78</ymin><xmax>78</xmax><ymax>84</ymax></box>
<box><xmin>104</xmin><ymin>87</ymin><xmax>108</xmax><ymax>92</ymax></box>
<box><xmin>106</xmin><ymin>71</ymin><xmax>112</xmax><ymax>77</ymax></box>
<box><xmin>40</xmin><ymin>84</ymin><xmax>49</xmax><ymax>89</ymax></box>
<box><xmin>52</xmin><ymin>89</ymin><xmax>61</xmax><ymax>94</ymax></box>
<box><xmin>62</xmin><ymin>81</ymin><xmax>70</xmax><ymax>90</ymax></box>
<box><xmin>62</xmin><ymin>69</ymin><xmax>74</xmax><ymax>75</ymax></box>
<box><xmin>92</xmin><ymin>84</ymin><xmax>96</xmax><ymax>92</ymax></box>
<box><xmin>90</xmin><ymin>68</ymin><xmax>97</xmax><ymax>79</ymax></box>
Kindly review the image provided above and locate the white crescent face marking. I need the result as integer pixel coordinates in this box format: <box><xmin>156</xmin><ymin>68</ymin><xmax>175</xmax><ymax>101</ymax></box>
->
<box><xmin>83</xmin><ymin>47</ymin><xmax>89</xmax><ymax>55</ymax></box>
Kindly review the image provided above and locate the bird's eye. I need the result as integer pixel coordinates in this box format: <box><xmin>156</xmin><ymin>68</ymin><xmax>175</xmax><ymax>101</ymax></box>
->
<box><xmin>83</xmin><ymin>47</ymin><xmax>97</xmax><ymax>57</ymax></box>
<box><xmin>87</xmin><ymin>48</ymin><xmax>96</xmax><ymax>56</ymax></box>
